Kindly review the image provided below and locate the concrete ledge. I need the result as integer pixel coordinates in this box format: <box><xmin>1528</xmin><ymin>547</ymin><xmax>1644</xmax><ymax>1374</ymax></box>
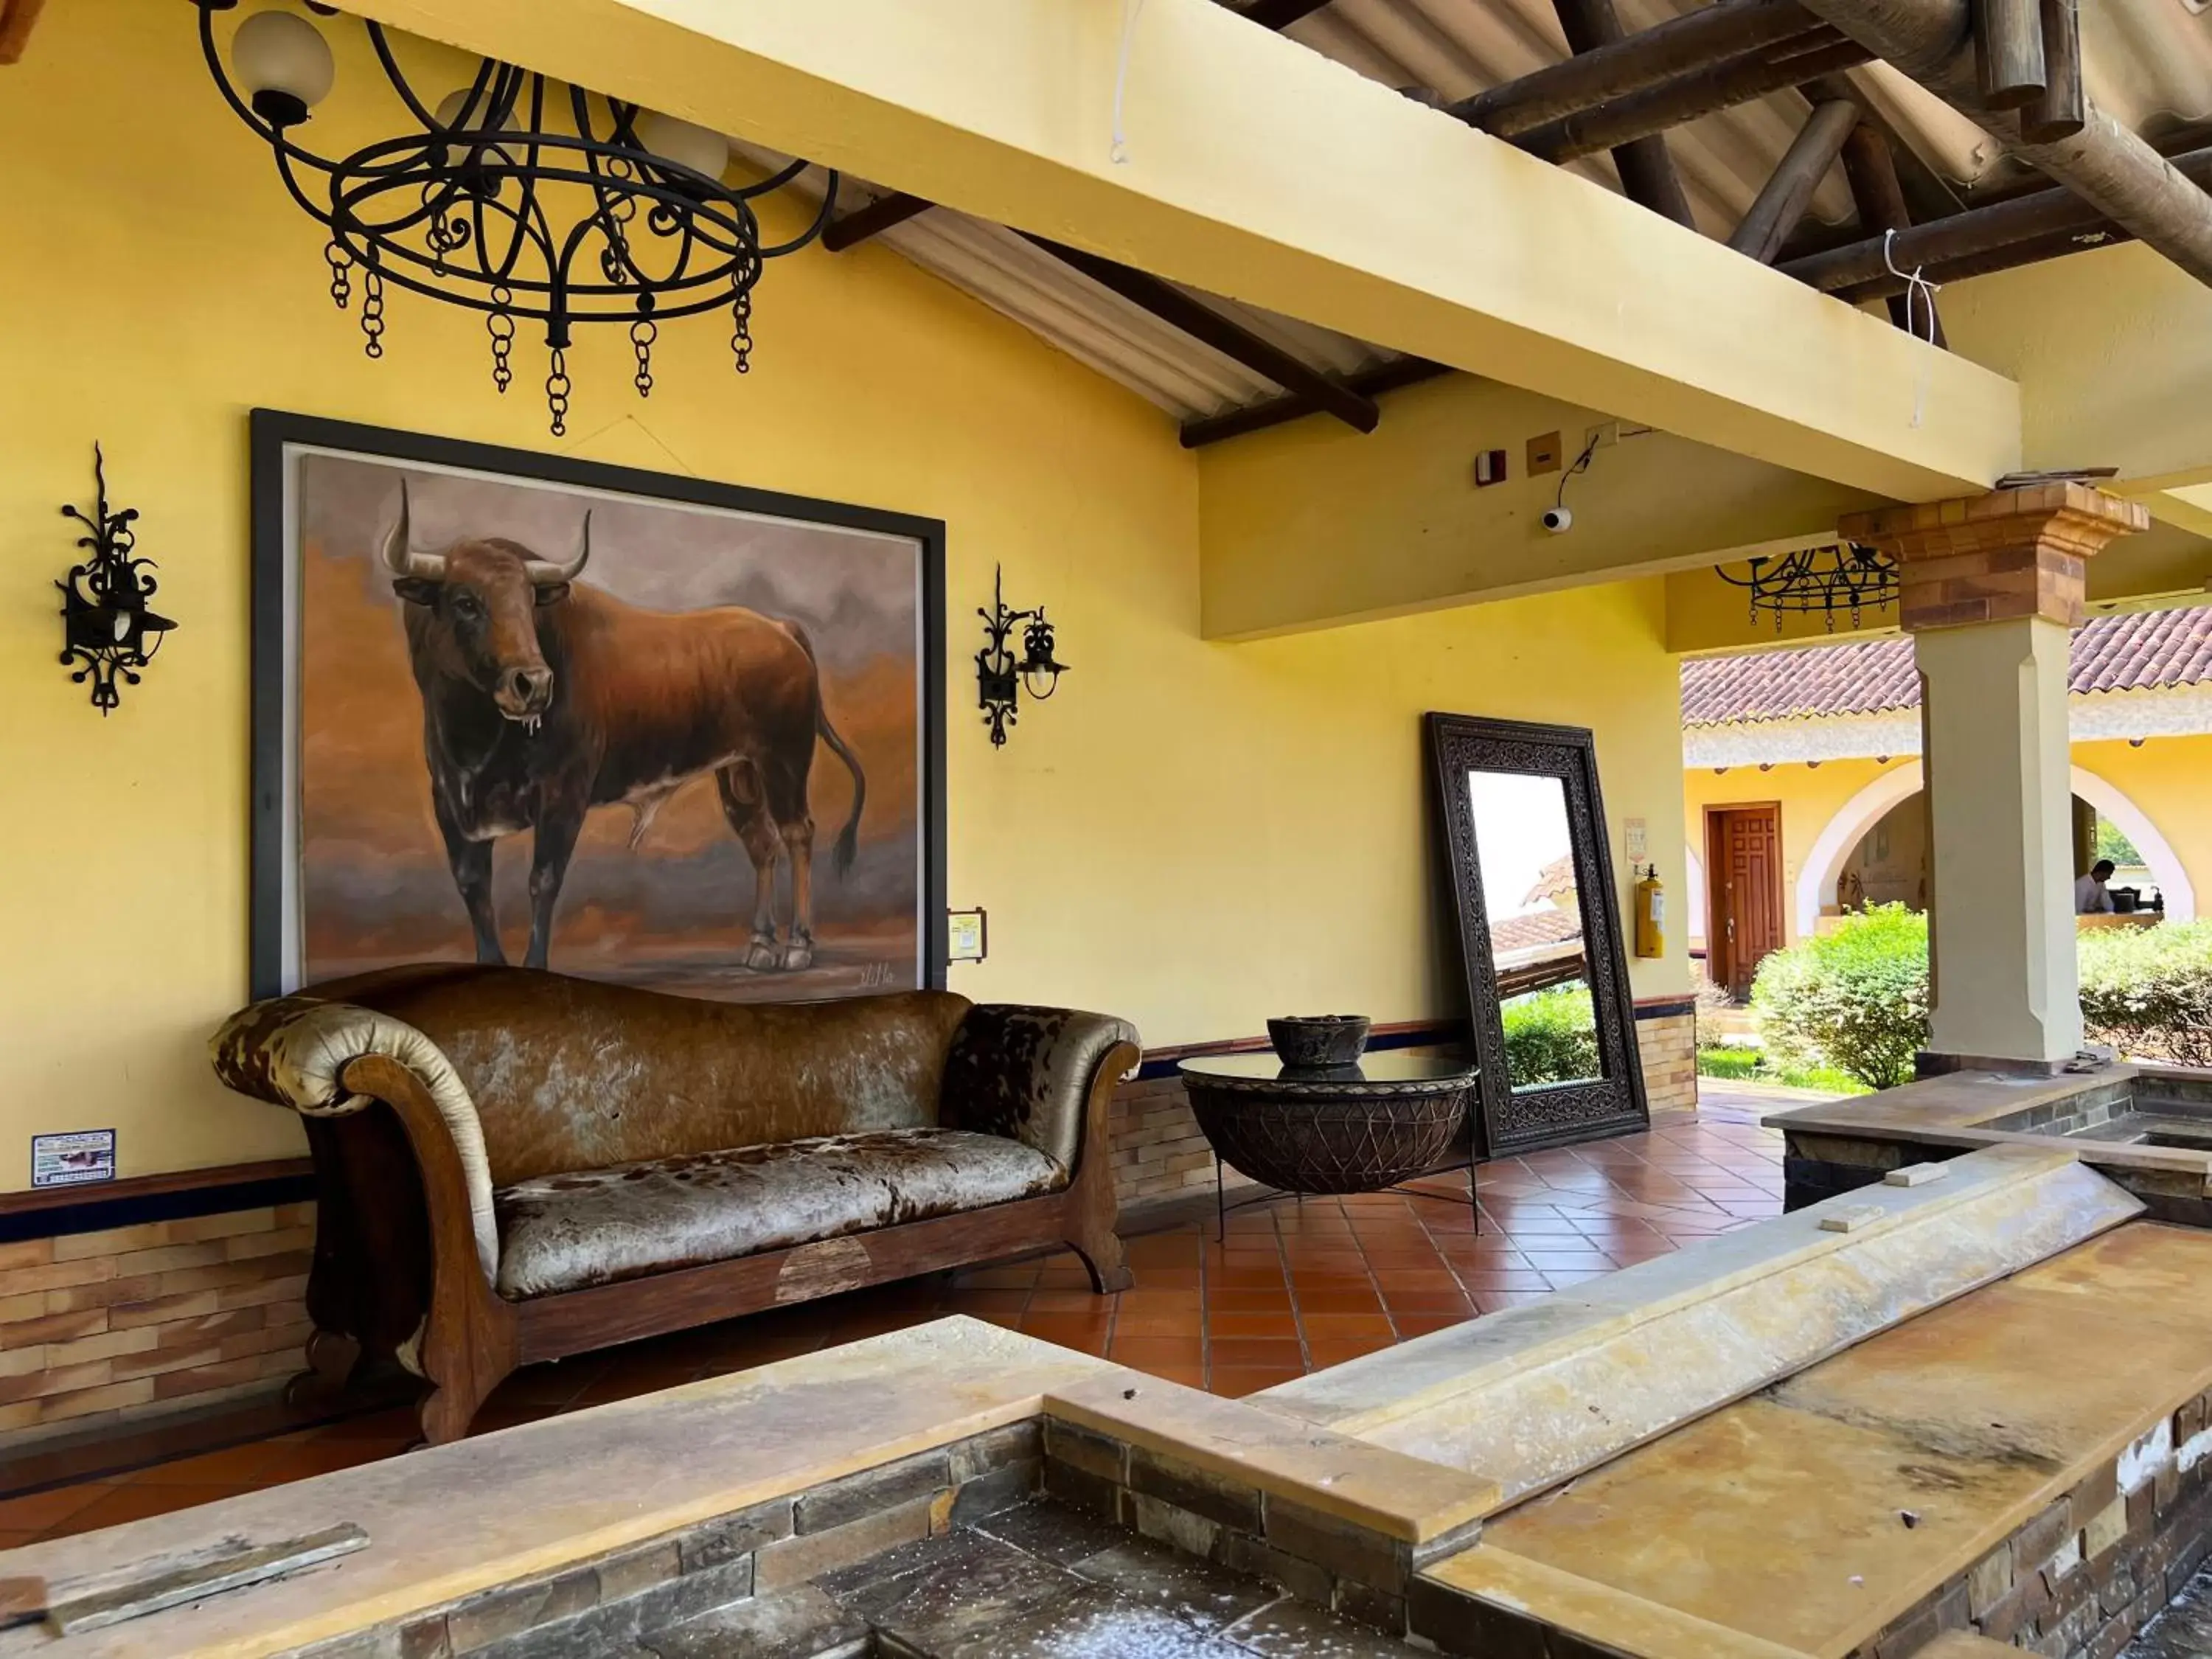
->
<box><xmin>1251</xmin><ymin>1147</ymin><xmax>2140</xmax><ymax>1503</ymax></box>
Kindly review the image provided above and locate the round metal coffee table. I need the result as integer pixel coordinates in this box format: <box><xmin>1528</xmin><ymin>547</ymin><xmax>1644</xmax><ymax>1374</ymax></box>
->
<box><xmin>1176</xmin><ymin>1052</ymin><xmax>1480</xmax><ymax>1239</ymax></box>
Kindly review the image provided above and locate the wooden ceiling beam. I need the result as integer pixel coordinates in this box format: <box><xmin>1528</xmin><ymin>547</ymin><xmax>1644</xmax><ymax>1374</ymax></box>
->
<box><xmin>0</xmin><ymin>0</ymin><xmax>49</xmax><ymax>65</ymax></box>
<box><xmin>1549</xmin><ymin>0</ymin><xmax>1697</xmax><ymax>228</ymax></box>
<box><xmin>1784</xmin><ymin>145</ymin><xmax>2212</xmax><ymax>299</ymax></box>
<box><xmin>1453</xmin><ymin>0</ymin><xmax>1829</xmax><ymax>139</ymax></box>
<box><xmin>1236</xmin><ymin>0</ymin><xmax>1336</xmax><ymax>28</ymax></box>
<box><xmin>1020</xmin><ymin>234</ymin><xmax>1382</xmax><ymax>431</ymax></box>
<box><xmin>1834</xmin><ymin>111</ymin><xmax>1947</xmax><ymax>342</ymax></box>
<box><xmin>1794</xmin><ymin>0</ymin><xmax>2212</xmax><ymax>286</ymax></box>
<box><xmin>821</xmin><ymin>190</ymin><xmax>933</xmax><ymax>252</ymax></box>
<box><xmin>1729</xmin><ymin>97</ymin><xmax>1862</xmax><ymax>262</ymax></box>
<box><xmin>1512</xmin><ymin>33</ymin><xmax>1873</xmax><ymax>165</ymax></box>
<box><xmin>1180</xmin><ymin>357</ymin><xmax>1452</xmax><ymax>448</ymax></box>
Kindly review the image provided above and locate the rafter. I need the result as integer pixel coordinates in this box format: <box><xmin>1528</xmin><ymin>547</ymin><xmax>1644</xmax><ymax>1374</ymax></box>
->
<box><xmin>1180</xmin><ymin>358</ymin><xmax>1453</xmax><ymax>448</ymax></box>
<box><xmin>0</xmin><ymin>0</ymin><xmax>49</xmax><ymax>65</ymax></box>
<box><xmin>1020</xmin><ymin>234</ymin><xmax>1382</xmax><ymax>431</ymax></box>
<box><xmin>1795</xmin><ymin>0</ymin><xmax>2212</xmax><ymax>286</ymax></box>
<box><xmin>1783</xmin><ymin>145</ymin><xmax>2212</xmax><ymax>299</ymax></box>
<box><xmin>1730</xmin><ymin>97</ymin><xmax>1860</xmax><ymax>262</ymax></box>
<box><xmin>1550</xmin><ymin>0</ymin><xmax>1695</xmax><ymax>227</ymax></box>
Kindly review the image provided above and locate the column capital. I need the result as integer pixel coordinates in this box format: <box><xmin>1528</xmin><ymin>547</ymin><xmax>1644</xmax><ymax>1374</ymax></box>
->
<box><xmin>1839</xmin><ymin>483</ymin><xmax>2149</xmax><ymax>632</ymax></box>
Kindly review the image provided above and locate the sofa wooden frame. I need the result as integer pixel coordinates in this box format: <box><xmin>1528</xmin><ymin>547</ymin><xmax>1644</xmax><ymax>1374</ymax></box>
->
<box><xmin>302</xmin><ymin>1040</ymin><xmax>1138</xmax><ymax>1445</ymax></box>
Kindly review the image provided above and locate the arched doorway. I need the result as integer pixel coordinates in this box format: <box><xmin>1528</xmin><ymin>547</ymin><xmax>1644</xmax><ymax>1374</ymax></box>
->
<box><xmin>1798</xmin><ymin>762</ymin><xmax>2196</xmax><ymax>933</ymax></box>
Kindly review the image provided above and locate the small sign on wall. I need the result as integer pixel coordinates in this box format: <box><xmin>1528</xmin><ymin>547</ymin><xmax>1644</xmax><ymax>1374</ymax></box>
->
<box><xmin>1624</xmin><ymin>817</ymin><xmax>1649</xmax><ymax>867</ymax></box>
<box><xmin>947</xmin><ymin>909</ymin><xmax>989</xmax><ymax>964</ymax></box>
<box><xmin>32</xmin><ymin>1129</ymin><xmax>116</xmax><ymax>1189</ymax></box>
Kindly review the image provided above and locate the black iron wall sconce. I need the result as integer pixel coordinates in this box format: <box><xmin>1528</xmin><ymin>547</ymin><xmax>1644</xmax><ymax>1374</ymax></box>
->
<box><xmin>57</xmin><ymin>446</ymin><xmax>175</xmax><ymax>714</ymax></box>
<box><xmin>975</xmin><ymin>564</ymin><xmax>1067</xmax><ymax>747</ymax></box>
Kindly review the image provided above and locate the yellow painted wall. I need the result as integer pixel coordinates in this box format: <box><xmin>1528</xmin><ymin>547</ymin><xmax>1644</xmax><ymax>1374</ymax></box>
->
<box><xmin>0</xmin><ymin>1</ymin><xmax>1688</xmax><ymax>1190</ymax></box>
<box><xmin>2075</xmin><ymin>737</ymin><xmax>2212</xmax><ymax>916</ymax></box>
<box><xmin>1681</xmin><ymin>759</ymin><xmax>1913</xmax><ymax>948</ymax></box>
<box><xmin>1683</xmin><ymin>739</ymin><xmax>2212</xmax><ymax>948</ymax></box>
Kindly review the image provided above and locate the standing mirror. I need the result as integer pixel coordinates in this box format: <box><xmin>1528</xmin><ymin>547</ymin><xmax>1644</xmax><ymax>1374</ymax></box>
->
<box><xmin>1427</xmin><ymin>713</ymin><xmax>1648</xmax><ymax>1157</ymax></box>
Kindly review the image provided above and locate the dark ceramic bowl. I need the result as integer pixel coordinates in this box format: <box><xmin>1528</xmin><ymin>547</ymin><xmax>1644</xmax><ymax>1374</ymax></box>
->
<box><xmin>1266</xmin><ymin>1015</ymin><xmax>1372</xmax><ymax>1069</ymax></box>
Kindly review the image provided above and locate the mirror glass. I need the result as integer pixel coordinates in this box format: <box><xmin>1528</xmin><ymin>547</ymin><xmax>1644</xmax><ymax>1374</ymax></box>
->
<box><xmin>1467</xmin><ymin>770</ymin><xmax>1604</xmax><ymax>1092</ymax></box>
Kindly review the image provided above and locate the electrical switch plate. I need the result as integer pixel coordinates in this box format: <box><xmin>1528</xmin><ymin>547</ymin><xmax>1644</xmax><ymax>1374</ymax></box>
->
<box><xmin>1527</xmin><ymin>431</ymin><xmax>1563</xmax><ymax>475</ymax></box>
<box><xmin>1473</xmin><ymin>449</ymin><xmax>1508</xmax><ymax>487</ymax></box>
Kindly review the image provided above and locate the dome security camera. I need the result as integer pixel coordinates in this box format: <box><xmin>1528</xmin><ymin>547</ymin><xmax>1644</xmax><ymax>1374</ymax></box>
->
<box><xmin>1542</xmin><ymin>506</ymin><xmax>1573</xmax><ymax>534</ymax></box>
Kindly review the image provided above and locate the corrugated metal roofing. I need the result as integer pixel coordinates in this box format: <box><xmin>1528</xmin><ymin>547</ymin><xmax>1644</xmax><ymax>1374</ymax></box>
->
<box><xmin>758</xmin><ymin>1</ymin><xmax>2212</xmax><ymax>426</ymax></box>
<box><xmin>1680</xmin><ymin>606</ymin><xmax>2212</xmax><ymax>725</ymax></box>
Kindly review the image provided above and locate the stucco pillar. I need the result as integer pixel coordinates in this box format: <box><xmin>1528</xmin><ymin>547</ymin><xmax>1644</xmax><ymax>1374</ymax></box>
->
<box><xmin>1840</xmin><ymin>484</ymin><xmax>2148</xmax><ymax>1072</ymax></box>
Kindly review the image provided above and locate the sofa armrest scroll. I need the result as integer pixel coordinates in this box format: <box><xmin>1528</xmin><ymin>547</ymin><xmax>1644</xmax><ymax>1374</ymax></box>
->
<box><xmin>941</xmin><ymin>1005</ymin><xmax>1141</xmax><ymax>1172</ymax></box>
<box><xmin>211</xmin><ymin>995</ymin><xmax>500</xmax><ymax>1282</ymax></box>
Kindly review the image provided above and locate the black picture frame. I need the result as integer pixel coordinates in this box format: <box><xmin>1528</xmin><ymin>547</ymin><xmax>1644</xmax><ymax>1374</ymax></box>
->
<box><xmin>248</xmin><ymin>408</ymin><xmax>948</xmax><ymax>1002</ymax></box>
<box><xmin>1425</xmin><ymin>712</ymin><xmax>1649</xmax><ymax>1157</ymax></box>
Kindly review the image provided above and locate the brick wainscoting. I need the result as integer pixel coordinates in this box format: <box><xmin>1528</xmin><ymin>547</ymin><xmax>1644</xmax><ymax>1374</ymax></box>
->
<box><xmin>0</xmin><ymin>1201</ymin><xmax>315</xmax><ymax>1446</ymax></box>
<box><xmin>1633</xmin><ymin>998</ymin><xmax>1699</xmax><ymax>1116</ymax></box>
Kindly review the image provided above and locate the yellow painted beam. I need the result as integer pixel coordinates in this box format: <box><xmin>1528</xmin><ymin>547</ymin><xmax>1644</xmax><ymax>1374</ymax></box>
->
<box><xmin>343</xmin><ymin>0</ymin><xmax>2019</xmax><ymax>500</ymax></box>
<box><xmin>1200</xmin><ymin>375</ymin><xmax>1883</xmax><ymax>639</ymax></box>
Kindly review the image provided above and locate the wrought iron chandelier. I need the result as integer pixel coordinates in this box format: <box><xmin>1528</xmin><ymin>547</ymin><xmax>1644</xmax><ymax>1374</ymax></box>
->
<box><xmin>194</xmin><ymin>2</ymin><xmax>838</xmax><ymax>434</ymax></box>
<box><xmin>1715</xmin><ymin>541</ymin><xmax>1899</xmax><ymax>633</ymax></box>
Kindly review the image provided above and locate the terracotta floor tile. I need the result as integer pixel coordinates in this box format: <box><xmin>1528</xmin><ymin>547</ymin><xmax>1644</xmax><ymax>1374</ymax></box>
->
<box><xmin>46</xmin><ymin>1482</ymin><xmax>251</xmax><ymax>1538</ymax></box>
<box><xmin>1297</xmin><ymin>1312</ymin><xmax>1396</xmax><ymax>1340</ymax></box>
<box><xmin>1294</xmin><ymin>1291</ymin><xmax>1385</xmax><ymax>1314</ymax></box>
<box><xmin>130</xmin><ymin>1443</ymin><xmax>286</xmax><ymax>1486</ymax></box>
<box><xmin>1108</xmin><ymin>1335</ymin><xmax>1206</xmax><ymax>1368</ymax></box>
<box><xmin>1208</xmin><ymin>1367</ymin><xmax>1307</xmax><ymax>1398</ymax></box>
<box><xmin>1029</xmin><ymin>1289</ymin><xmax>1114</xmax><ymax>1314</ymax></box>
<box><xmin>1208</xmin><ymin>1337</ymin><xmax>1305</xmax><ymax>1368</ymax></box>
<box><xmin>1116</xmin><ymin>1311</ymin><xmax>1215</xmax><ymax>1338</ymax></box>
<box><xmin>1206</xmin><ymin>1311</ymin><xmax>1301</xmax><ymax>1338</ymax></box>
<box><xmin>0</xmin><ymin>1481</ymin><xmax>116</xmax><ymax>1533</ymax></box>
<box><xmin>1304</xmin><ymin>1338</ymin><xmax>1393</xmax><ymax>1368</ymax></box>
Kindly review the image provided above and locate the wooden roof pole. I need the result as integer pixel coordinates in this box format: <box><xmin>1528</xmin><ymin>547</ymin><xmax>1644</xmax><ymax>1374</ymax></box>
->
<box><xmin>1730</xmin><ymin>97</ymin><xmax>1863</xmax><ymax>261</ymax></box>
<box><xmin>1783</xmin><ymin>145</ymin><xmax>2212</xmax><ymax>298</ymax></box>
<box><xmin>1548</xmin><ymin>0</ymin><xmax>1697</xmax><ymax>228</ymax></box>
<box><xmin>1790</xmin><ymin>0</ymin><xmax>2212</xmax><ymax>285</ymax></box>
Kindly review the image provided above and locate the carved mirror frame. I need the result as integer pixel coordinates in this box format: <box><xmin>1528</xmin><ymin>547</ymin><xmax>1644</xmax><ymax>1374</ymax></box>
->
<box><xmin>1426</xmin><ymin>712</ymin><xmax>1649</xmax><ymax>1158</ymax></box>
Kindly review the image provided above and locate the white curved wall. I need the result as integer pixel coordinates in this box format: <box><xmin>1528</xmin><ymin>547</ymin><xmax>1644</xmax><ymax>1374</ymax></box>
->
<box><xmin>1795</xmin><ymin>761</ymin><xmax>2196</xmax><ymax>933</ymax></box>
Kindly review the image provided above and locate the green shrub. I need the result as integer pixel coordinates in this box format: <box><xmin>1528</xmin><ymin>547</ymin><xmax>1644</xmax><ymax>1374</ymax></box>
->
<box><xmin>2079</xmin><ymin>920</ymin><xmax>2212</xmax><ymax>1068</ymax></box>
<box><xmin>1500</xmin><ymin>984</ymin><xmax>1601</xmax><ymax>1088</ymax></box>
<box><xmin>1695</xmin><ymin>1046</ymin><xmax>1761</xmax><ymax>1080</ymax></box>
<box><xmin>1750</xmin><ymin>905</ymin><xmax>1930</xmax><ymax>1091</ymax></box>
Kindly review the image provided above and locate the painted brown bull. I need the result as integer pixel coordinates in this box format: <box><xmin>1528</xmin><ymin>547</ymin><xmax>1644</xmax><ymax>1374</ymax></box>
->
<box><xmin>380</xmin><ymin>483</ymin><xmax>865</xmax><ymax>973</ymax></box>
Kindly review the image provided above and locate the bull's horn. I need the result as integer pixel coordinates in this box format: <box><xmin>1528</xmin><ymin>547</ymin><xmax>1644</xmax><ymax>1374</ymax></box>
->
<box><xmin>524</xmin><ymin>511</ymin><xmax>591</xmax><ymax>587</ymax></box>
<box><xmin>379</xmin><ymin>481</ymin><xmax>446</xmax><ymax>581</ymax></box>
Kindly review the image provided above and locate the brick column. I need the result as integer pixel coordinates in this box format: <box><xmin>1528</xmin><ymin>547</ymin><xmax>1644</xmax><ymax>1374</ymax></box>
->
<box><xmin>1840</xmin><ymin>484</ymin><xmax>2148</xmax><ymax>1073</ymax></box>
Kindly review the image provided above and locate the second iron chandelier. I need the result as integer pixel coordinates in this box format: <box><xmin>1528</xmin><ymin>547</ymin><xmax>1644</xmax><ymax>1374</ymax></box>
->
<box><xmin>193</xmin><ymin>1</ymin><xmax>839</xmax><ymax>434</ymax></box>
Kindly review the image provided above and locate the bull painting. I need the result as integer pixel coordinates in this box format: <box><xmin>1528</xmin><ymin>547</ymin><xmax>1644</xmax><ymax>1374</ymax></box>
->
<box><xmin>260</xmin><ymin>416</ymin><xmax>939</xmax><ymax>1006</ymax></box>
<box><xmin>379</xmin><ymin>483</ymin><xmax>865</xmax><ymax>974</ymax></box>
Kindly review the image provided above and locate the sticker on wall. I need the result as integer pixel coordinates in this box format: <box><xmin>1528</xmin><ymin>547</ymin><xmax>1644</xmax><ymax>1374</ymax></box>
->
<box><xmin>32</xmin><ymin>1130</ymin><xmax>116</xmax><ymax>1189</ymax></box>
<box><xmin>1624</xmin><ymin>817</ymin><xmax>1649</xmax><ymax>867</ymax></box>
<box><xmin>948</xmin><ymin>909</ymin><xmax>990</xmax><ymax>964</ymax></box>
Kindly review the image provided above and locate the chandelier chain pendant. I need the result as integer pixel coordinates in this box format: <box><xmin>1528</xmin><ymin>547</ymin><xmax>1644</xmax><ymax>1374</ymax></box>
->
<box><xmin>324</xmin><ymin>240</ymin><xmax>352</xmax><ymax>310</ymax></box>
<box><xmin>193</xmin><ymin>4</ymin><xmax>838</xmax><ymax>434</ymax></box>
<box><xmin>546</xmin><ymin>346</ymin><xmax>572</xmax><ymax>437</ymax></box>
<box><xmin>360</xmin><ymin>265</ymin><xmax>386</xmax><ymax>360</ymax></box>
<box><xmin>631</xmin><ymin>315</ymin><xmax>657</xmax><ymax>398</ymax></box>
<box><xmin>731</xmin><ymin>279</ymin><xmax>754</xmax><ymax>375</ymax></box>
<box><xmin>487</xmin><ymin>286</ymin><xmax>516</xmax><ymax>394</ymax></box>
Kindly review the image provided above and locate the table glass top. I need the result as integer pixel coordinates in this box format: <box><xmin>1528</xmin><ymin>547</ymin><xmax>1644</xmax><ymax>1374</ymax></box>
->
<box><xmin>1177</xmin><ymin>1051</ymin><xmax>1478</xmax><ymax>1083</ymax></box>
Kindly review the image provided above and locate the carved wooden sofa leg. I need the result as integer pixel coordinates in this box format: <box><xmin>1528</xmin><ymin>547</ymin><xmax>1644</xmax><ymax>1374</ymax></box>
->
<box><xmin>283</xmin><ymin>1330</ymin><xmax>363</xmax><ymax>1408</ymax></box>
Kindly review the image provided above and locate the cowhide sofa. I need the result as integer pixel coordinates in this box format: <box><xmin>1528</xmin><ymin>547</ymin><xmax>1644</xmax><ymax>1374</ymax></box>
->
<box><xmin>212</xmin><ymin>964</ymin><xmax>1138</xmax><ymax>1443</ymax></box>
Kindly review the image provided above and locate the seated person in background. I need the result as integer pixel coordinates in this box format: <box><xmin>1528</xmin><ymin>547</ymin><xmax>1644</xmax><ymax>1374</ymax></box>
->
<box><xmin>2075</xmin><ymin>859</ymin><xmax>2117</xmax><ymax>914</ymax></box>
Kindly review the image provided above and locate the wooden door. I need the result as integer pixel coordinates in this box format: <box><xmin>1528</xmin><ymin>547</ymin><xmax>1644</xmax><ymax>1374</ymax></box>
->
<box><xmin>1705</xmin><ymin>804</ymin><xmax>1783</xmax><ymax>1001</ymax></box>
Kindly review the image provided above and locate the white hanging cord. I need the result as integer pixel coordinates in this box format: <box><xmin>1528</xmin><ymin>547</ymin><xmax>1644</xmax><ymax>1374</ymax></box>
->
<box><xmin>1882</xmin><ymin>228</ymin><xmax>1942</xmax><ymax>430</ymax></box>
<box><xmin>1110</xmin><ymin>0</ymin><xmax>1148</xmax><ymax>164</ymax></box>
